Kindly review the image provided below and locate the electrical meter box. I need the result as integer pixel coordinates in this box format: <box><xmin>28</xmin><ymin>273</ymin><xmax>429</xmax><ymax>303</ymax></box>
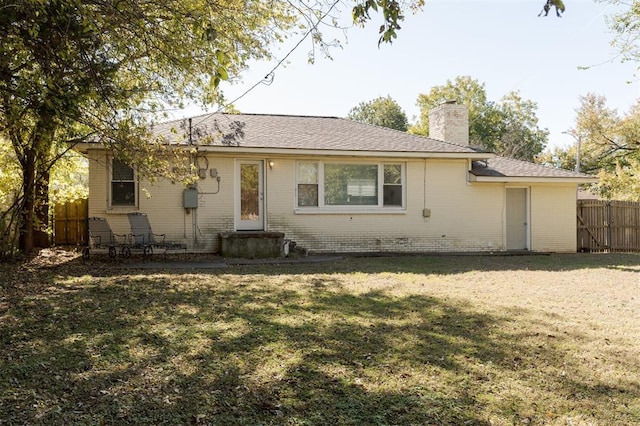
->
<box><xmin>183</xmin><ymin>188</ymin><xmax>199</xmax><ymax>209</ymax></box>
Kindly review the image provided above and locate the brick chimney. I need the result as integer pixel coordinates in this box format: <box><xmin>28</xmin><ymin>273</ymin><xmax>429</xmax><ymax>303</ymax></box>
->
<box><xmin>428</xmin><ymin>100</ymin><xmax>469</xmax><ymax>146</ymax></box>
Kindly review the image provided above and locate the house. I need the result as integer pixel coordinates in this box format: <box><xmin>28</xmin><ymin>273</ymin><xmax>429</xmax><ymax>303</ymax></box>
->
<box><xmin>77</xmin><ymin>103</ymin><xmax>595</xmax><ymax>254</ymax></box>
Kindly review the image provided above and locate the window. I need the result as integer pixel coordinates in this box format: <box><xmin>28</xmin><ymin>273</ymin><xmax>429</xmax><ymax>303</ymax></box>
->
<box><xmin>110</xmin><ymin>158</ymin><xmax>136</xmax><ymax>207</ymax></box>
<box><xmin>383</xmin><ymin>164</ymin><xmax>403</xmax><ymax>206</ymax></box>
<box><xmin>297</xmin><ymin>162</ymin><xmax>318</xmax><ymax>206</ymax></box>
<box><xmin>325</xmin><ymin>164</ymin><xmax>378</xmax><ymax>206</ymax></box>
<box><xmin>296</xmin><ymin>162</ymin><xmax>404</xmax><ymax>209</ymax></box>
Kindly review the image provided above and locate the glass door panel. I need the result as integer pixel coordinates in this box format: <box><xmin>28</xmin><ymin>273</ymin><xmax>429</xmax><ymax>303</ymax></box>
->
<box><xmin>236</xmin><ymin>161</ymin><xmax>264</xmax><ymax>230</ymax></box>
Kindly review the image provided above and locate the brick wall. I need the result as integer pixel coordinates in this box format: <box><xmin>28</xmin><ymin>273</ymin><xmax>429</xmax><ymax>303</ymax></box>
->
<box><xmin>428</xmin><ymin>103</ymin><xmax>469</xmax><ymax>147</ymax></box>
<box><xmin>530</xmin><ymin>185</ymin><xmax>577</xmax><ymax>252</ymax></box>
<box><xmin>266</xmin><ymin>158</ymin><xmax>505</xmax><ymax>253</ymax></box>
<box><xmin>89</xmin><ymin>151</ymin><xmax>579</xmax><ymax>254</ymax></box>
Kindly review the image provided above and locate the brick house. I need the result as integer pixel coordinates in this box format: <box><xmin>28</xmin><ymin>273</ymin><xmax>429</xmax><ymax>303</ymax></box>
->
<box><xmin>77</xmin><ymin>103</ymin><xmax>594</xmax><ymax>254</ymax></box>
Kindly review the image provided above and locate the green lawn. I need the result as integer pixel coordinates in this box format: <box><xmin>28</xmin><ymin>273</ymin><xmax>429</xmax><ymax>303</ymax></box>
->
<box><xmin>1</xmin><ymin>252</ymin><xmax>639</xmax><ymax>425</ymax></box>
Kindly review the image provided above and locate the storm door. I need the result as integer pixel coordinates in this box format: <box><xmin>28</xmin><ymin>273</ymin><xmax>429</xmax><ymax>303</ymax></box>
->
<box><xmin>235</xmin><ymin>160</ymin><xmax>264</xmax><ymax>230</ymax></box>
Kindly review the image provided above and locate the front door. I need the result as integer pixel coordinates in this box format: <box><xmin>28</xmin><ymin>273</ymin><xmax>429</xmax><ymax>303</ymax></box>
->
<box><xmin>506</xmin><ymin>188</ymin><xmax>528</xmax><ymax>250</ymax></box>
<box><xmin>236</xmin><ymin>160</ymin><xmax>264</xmax><ymax>230</ymax></box>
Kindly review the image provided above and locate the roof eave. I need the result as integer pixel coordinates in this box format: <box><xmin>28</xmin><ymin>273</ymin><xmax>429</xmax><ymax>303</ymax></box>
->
<box><xmin>192</xmin><ymin>146</ymin><xmax>495</xmax><ymax>159</ymax></box>
<box><xmin>75</xmin><ymin>142</ymin><xmax>494</xmax><ymax>159</ymax></box>
<box><xmin>469</xmin><ymin>174</ymin><xmax>597</xmax><ymax>184</ymax></box>
<box><xmin>73</xmin><ymin>142</ymin><xmax>93</xmax><ymax>154</ymax></box>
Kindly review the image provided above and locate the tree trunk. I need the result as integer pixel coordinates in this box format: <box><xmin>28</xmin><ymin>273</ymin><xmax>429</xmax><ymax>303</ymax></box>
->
<box><xmin>19</xmin><ymin>155</ymin><xmax>37</xmax><ymax>254</ymax></box>
<box><xmin>18</xmin><ymin>116</ymin><xmax>56</xmax><ymax>254</ymax></box>
<box><xmin>18</xmin><ymin>159</ymin><xmax>51</xmax><ymax>252</ymax></box>
<box><xmin>33</xmin><ymin>166</ymin><xmax>50</xmax><ymax>248</ymax></box>
<box><xmin>19</xmin><ymin>155</ymin><xmax>50</xmax><ymax>253</ymax></box>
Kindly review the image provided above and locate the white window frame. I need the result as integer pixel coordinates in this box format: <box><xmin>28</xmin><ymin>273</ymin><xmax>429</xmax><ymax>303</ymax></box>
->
<box><xmin>295</xmin><ymin>161</ymin><xmax>406</xmax><ymax>213</ymax></box>
<box><xmin>109</xmin><ymin>156</ymin><xmax>138</xmax><ymax>209</ymax></box>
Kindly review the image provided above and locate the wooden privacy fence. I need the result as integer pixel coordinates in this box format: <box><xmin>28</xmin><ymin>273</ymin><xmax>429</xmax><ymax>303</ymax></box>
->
<box><xmin>54</xmin><ymin>199</ymin><xmax>88</xmax><ymax>245</ymax></box>
<box><xmin>577</xmin><ymin>200</ymin><xmax>640</xmax><ymax>252</ymax></box>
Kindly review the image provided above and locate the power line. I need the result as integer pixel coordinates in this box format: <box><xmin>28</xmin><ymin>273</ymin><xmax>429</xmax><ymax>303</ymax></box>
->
<box><xmin>191</xmin><ymin>0</ymin><xmax>342</xmax><ymax>128</ymax></box>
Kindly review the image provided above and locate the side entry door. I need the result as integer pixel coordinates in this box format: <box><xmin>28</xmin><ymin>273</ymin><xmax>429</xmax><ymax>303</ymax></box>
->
<box><xmin>506</xmin><ymin>188</ymin><xmax>528</xmax><ymax>250</ymax></box>
<box><xmin>235</xmin><ymin>160</ymin><xmax>264</xmax><ymax>231</ymax></box>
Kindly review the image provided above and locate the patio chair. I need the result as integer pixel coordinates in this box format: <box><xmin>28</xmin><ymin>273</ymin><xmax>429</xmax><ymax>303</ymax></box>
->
<box><xmin>127</xmin><ymin>212</ymin><xmax>186</xmax><ymax>256</ymax></box>
<box><xmin>83</xmin><ymin>217</ymin><xmax>131</xmax><ymax>260</ymax></box>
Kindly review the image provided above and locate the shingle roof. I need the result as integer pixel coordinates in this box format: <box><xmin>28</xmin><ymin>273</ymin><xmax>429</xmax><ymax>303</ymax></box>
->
<box><xmin>151</xmin><ymin>113</ymin><xmax>487</xmax><ymax>154</ymax></box>
<box><xmin>144</xmin><ymin>112</ymin><xmax>593</xmax><ymax>181</ymax></box>
<box><xmin>471</xmin><ymin>157</ymin><xmax>593</xmax><ymax>179</ymax></box>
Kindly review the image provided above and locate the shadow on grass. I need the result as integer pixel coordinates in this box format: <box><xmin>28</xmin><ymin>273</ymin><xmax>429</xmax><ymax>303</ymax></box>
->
<box><xmin>3</xmin><ymin>270</ymin><xmax>638</xmax><ymax>425</ymax></box>
<box><xmin>43</xmin><ymin>251</ymin><xmax>640</xmax><ymax>278</ymax></box>
<box><xmin>325</xmin><ymin>252</ymin><xmax>640</xmax><ymax>276</ymax></box>
<box><xmin>2</xmin><ymin>274</ymin><xmax>494</xmax><ymax>425</ymax></box>
<box><xmin>4</xmin><ymin>248</ymin><xmax>639</xmax><ymax>282</ymax></box>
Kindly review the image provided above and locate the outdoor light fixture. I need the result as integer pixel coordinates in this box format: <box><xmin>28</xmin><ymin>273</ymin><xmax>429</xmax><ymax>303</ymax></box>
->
<box><xmin>268</xmin><ymin>160</ymin><xmax>275</xmax><ymax>169</ymax></box>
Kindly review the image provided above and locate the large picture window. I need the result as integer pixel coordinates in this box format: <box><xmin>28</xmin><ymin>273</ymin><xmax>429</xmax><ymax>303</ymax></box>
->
<box><xmin>111</xmin><ymin>158</ymin><xmax>136</xmax><ymax>207</ymax></box>
<box><xmin>296</xmin><ymin>162</ymin><xmax>404</xmax><ymax>209</ymax></box>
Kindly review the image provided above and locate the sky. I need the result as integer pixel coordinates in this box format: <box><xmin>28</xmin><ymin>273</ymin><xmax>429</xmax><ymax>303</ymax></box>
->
<box><xmin>178</xmin><ymin>0</ymin><xmax>638</xmax><ymax>151</ymax></box>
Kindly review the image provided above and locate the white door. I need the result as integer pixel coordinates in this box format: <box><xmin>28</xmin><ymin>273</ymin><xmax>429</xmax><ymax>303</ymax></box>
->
<box><xmin>236</xmin><ymin>160</ymin><xmax>264</xmax><ymax>230</ymax></box>
<box><xmin>506</xmin><ymin>188</ymin><xmax>528</xmax><ymax>250</ymax></box>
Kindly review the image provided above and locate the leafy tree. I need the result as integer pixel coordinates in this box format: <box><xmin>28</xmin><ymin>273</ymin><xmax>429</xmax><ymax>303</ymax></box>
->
<box><xmin>0</xmin><ymin>138</ymin><xmax>20</xmax><ymax>212</ymax></box>
<box><xmin>596</xmin><ymin>159</ymin><xmax>640</xmax><ymax>201</ymax></box>
<box><xmin>0</xmin><ymin>0</ymin><xmax>423</xmax><ymax>255</ymax></box>
<box><xmin>588</xmin><ymin>95</ymin><xmax>640</xmax><ymax>201</ymax></box>
<box><xmin>573</xmin><ymin>93</ymin><xmax>624</xmax><ymax>173</ymax></box>
<box><xmin>353</xmin><ymin>0</ymin><xmax>425</xmax><ymax>45</ymax></box>
<box><xmin>0</xmin><ymin>137</ymin><xmax>88</xmax><ymax>255</ymax></box>
<box><xmin>540</xmin><ymin>93</ymin><xmax>640</xmax><ymax>200</ymax></box>
<box><xmin>49</xmin><ymin>151</ymin><xmax>89</xmax><ymax>205</ymax></box>
<box><xmin>0</xmin><ymin>137</ymin><xmax>22</xmax><ymax>254</ymax></box>
<box><xmin>537</xmin><ymin>145</ymin><xmax>581</xmax><ymax>173</ymax></box>
<box><xmin>606</xmin><ymin>0</ymin><xmax>640</xmax><ymax>64</ymax></box>
<box><xmin>538</xmin><ymin>94</ymin><xmax>619</xmax><ymax>175</ymax></box>
<box><xmin>411</xmin><ymin>76</ymin><xmax>549</xmax><ymax>161</ymax></box>
<box><xmin>494</xmin><ymin>92</ymin><xmax>548</xmax><ymax>160</ymax></box>
<box><xmin>347</xmin><ymin>96</ymin><xmax>409</xmax><ymax>131</ymax></box>
<box><xmin>551</xmin><ymin>94</ymin><xmax>637</xmax><ymax>173</ymax></box>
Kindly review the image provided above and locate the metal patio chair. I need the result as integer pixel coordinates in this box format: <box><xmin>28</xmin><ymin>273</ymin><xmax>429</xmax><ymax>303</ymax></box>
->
<box><xmin>83</xmin><ymin>217</ymin><xmax>131</xmax><ymax>260</ymax></box>
<box><xmin>127</xmin><ymin>212</ymin><xmax>187</xmax><ymax>256</ymax></box>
